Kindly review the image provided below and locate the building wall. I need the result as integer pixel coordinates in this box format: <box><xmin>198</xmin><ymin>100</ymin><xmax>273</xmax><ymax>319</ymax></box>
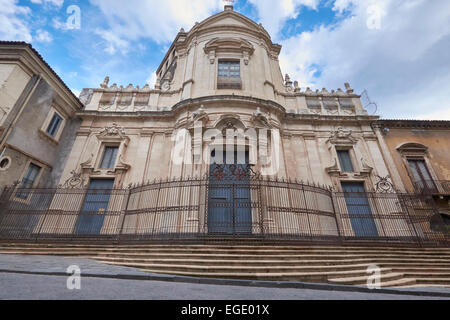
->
<box><xmin>382</xmin><ymin>125</ymin><xmax>450</xmax><ymax>192</ymax></box>
<box><xmin>0</xmin><ymin>63</ymin><xmax>31</xmax><ymax>129</ymax></box>
<box><xmin>0</xmin><ymin>42</ymin><xmax>84</xmax><ymax>190</ymax></box>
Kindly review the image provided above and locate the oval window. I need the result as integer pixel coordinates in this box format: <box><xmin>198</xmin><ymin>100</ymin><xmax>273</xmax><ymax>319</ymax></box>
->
<box><xmin>0</xmin><ymin>157</ymin><xmax>10</xmax><ymax>169</ymax></box>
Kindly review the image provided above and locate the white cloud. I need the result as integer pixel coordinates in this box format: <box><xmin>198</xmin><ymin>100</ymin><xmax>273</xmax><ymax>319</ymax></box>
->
<box><xmin>147</xmin><ymin>71</ymin><xmax>157</xmax><ymax>88</ymax></box>
<box><xmin>88</xmin><ymin>0</ymin><xmax>222</xmax><ymax>54</ymax></box>
<box><xmin>34</xmin><ymin>29</ymin><xmax>53</xmax><ymax>43</ymax></box>
<box><xmin>0</xmin><ymin>0</ymin><xmax>32</xmax><ymax>42</ymax></box>
<box><xmin>415</xmin><ymin>110</ymin><xmax>450</xmax><ymax>121</ymax></box>
<box><xmin>94</xmin><ymin>29</ymin><xmax>130</xmax><ymax>55</ymax></box>
<box><xmin>30</xmin><ymin>0</ymin><xmax>64</xmax><ymax>8</ymax></box>
<box><xmin>248</xmin><ymin>0</ymin><xmax>319</xmax><ymax>38</ymax></box>
<box><xmin>279</xmin><ymin>0</ymin><xmax>450</xmax><ymax>119</ymax></box>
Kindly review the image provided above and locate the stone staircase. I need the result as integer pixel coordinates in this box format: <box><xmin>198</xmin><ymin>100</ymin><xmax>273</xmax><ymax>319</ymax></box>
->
<box><xmin>0</xmin><ymin>243</ymin><xmax>449</xmax><ymax>288</ymax></box>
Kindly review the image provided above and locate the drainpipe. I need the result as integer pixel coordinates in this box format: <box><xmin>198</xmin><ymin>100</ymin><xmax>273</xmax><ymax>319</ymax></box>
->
<box><xmin>0</xmin><ymin>74</ymin><xmax>42</xmax><ymax>152</ymax></box>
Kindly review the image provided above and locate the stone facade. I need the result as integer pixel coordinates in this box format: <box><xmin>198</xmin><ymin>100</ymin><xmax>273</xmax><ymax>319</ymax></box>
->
<box><xmin>61</xmin><ymin>6</ymin><xmax>392</xmax><ymax>194</ymax></box>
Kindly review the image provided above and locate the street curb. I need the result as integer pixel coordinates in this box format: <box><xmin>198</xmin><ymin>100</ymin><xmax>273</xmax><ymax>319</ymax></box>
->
<box><xmin>0</xmin><ymin>268</ymin><xmax>449</xmax><ymax>298</ymax></box>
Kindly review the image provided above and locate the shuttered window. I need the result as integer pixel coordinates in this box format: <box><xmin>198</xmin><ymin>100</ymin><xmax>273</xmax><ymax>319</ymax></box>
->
<box><xmin>17</xmin><ymin>163</ymin><xmax>41</xmax><ymax>199</ymax></box>
<box><xmin>218</xmin><ymin>61</ymin><xmax>241</xmax><ymax>89</ymax></box>
<box><xmin>337</xmin><ymin>150</ymin><xmax>354</xmax><ymax>172</ymax></box>
<box><xmin>100</xmin><ymin>146</ymin><xmax>119</xmax><ymax>169</ymax></box>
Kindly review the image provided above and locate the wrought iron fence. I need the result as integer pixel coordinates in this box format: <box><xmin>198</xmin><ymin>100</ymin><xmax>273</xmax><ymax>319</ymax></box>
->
<box><xmin>413</xmin><ymin>180</ymin><xmax>450</xmax><ymax>195</ymax></box>
<box><xmin>0</xmin><ymin>176</ymin><xmax>448</xmax><ymax>246</ymax></box>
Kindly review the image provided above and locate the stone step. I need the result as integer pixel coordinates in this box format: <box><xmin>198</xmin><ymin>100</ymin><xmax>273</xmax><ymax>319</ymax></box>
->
<box><xmin>414</xmin><ymin>278</ymin><xmax>450</xmax><ymax>286</ymax></box>
<box><xmin>95</xmin><ymin>260</ymin><xmax>392</xmax><ymax>274</ymax></box>
<box><xmin>328</xmin><ymin>272</ymin><xmax>406</xmax><ymax>286</ymax></box>
<box><xmin>92</xmin><ymin>256</ymin><xmax>450</xmax><ymax>269</ymax></box>
<box><xmin>1</xmin><ymin>245</ymin><xmax>449</xmax><ymax>256</ymax></box>
<box><xmin>2</xmin><ymin>242</ymin><xmax>449</xmax><ymax>251</ymax></box>
<box><xmin>126</xmin><ymin>265</ymin><xmax>399</xmax><ymax>282</ymax></box>
<box><xmin>2</xmin><ymin>249</ymin><xmax>450</xmax><ymax>261</ymax></box>
<box><xmin>361</xmin><ymin>278</ymin><xmax>418</xmax><ymax>288</ymax></box>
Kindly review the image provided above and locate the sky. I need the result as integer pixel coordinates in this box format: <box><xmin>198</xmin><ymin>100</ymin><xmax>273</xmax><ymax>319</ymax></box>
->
<box><xmin>1</xmin><ymin>0</ymin><xmax>450</xmax><ymax>120</ymax></box>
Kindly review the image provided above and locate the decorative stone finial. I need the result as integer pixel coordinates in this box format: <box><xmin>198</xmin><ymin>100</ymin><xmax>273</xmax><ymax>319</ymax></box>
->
<box><xmin>344</xmin><ymin>82</ymin><xmax>354</xmax><ymax>94</ymax></box>
<box><xmin>155</xmin><ymin>75</ymin><xmax>161</xmax><ymax>90</ymax></box>
<box><xmin>100</xmin><ymin>76</ymin><xmax>109</xmax><ymax>88</ymax></box>
<box><xmin>180</xmin><ymin>28</ymin><xmax>185</xmax><ymax>33</ymax></box>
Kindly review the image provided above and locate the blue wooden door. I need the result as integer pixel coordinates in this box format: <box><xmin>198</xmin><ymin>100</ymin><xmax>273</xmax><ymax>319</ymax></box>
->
<box><xmin>75</xmin><ymin>179</ymin><xmax>114</xmax><ymax>235</ymax></box>
<box><xmin>208</xmin><ymin>150</ymin><xmax>252</xmax><ymax>234</ymax></box>
<box><xmin>341</xmin><ymin>182</ymin><xmax>378</xmax><ymax>237</ymax></box>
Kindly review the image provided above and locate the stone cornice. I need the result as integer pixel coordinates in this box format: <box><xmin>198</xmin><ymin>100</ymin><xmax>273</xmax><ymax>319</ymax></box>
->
<box><xmin>376</xmin><ymin>119</ymin><xmax>450</xmax><ymax>129</ymax></box>
<box><xmin>76</xmin><ymin>110</ymin><xmax>174</xmax><ymax>119</ymax></box>
<box><xmin>171</xmin><ymin>95</ymin><xmax>287</xmax><ymax>114</ymax></box>
<box><xmin>286</xmin><ymin>113</ymin><xmax>379</xmax><ymax>124</ymax></box>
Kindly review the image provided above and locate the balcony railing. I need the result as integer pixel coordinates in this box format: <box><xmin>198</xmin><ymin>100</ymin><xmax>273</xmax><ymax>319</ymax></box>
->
<box><xmin>0</xmin><ymin>176</ymin><xmax>448</xmax><ymax>246</ymax></box>
<box><xmin>413</xmin><ymin>180</ymin><xmax>450</xmax><ymax>195</ymax></box>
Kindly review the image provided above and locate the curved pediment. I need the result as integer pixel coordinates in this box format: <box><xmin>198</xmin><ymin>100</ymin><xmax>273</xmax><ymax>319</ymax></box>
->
<box><xmin>397</xmin><ymin>142</ymin><xmax>428</xmax><ymax>153</ymax></box>
<box><xmin>203</xmin><ymin>37</ymin><xmax>255</xmax><ymax>64</ymax></box>
<box><xmin>204</xmin><ymin>37</ymin><xmax>254</xmax><ymax>55</ymax></box>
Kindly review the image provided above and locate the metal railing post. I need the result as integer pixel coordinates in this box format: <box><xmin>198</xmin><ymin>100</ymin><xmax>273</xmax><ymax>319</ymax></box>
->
<box><xmin>330</xmin><ymin>190</ymin><xmax>343</xmax><ymax>244</ymax></box>
<box><xmin>117</xmin><ymin>187</ymin><xmax>132</xmax><ymax>244</ymax></box>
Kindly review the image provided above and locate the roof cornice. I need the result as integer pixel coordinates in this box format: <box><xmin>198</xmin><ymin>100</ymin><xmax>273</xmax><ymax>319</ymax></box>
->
<box><xmin>376</xmin><ymin>119</ymin><xmax>450</xmax><ymax>129</ymax></box>
<box><xmin>0</xmin><ymin>41</ymin><xmax>83</xmax><ymax>114</ymax></box>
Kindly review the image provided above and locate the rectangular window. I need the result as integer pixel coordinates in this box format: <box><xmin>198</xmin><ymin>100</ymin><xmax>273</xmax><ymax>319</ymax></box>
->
<box><xmin>100</xmin><ymin>146</ymin><xmax>119</xmax><ymax>169</ymax></box>
<box><xmin>337</xmin><ymin>150</ymin><xmax>354</xmax><ymax>172</ymax></box>
<box><xmin>408</xmin><ymin>159</ymin><xmax>436</xmax><ymax>191</ymax></box>
<box><xmin>46</xmin><ymin>113</ymin><xmax>63</xmax><ymax>137</ymax></box>
<box><xmin>218</xmin><ymin>61</ymin><xmax>241</xmax><ymax>89</ymax></box>
<box><xmin>17</xmin><ymin>163</ymin><xmax>41</xmax><ymax>199</ymax></box>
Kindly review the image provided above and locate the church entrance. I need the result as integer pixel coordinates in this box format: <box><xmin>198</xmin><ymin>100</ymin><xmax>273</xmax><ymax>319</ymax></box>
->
<box><xmin>208</xmin><ymin>150</ymin><xmax>252</xmax><ymax>235</ymax></box>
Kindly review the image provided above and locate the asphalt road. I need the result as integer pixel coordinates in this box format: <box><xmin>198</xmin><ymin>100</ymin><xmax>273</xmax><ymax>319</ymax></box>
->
<box><xmin>1</xmin><ymin>272</ymin><xmax>449</xmax><ymax>300</ymax></box>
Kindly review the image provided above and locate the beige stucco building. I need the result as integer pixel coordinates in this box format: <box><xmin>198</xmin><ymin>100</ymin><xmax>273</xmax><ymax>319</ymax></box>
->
<box><xmin>0</xmin><ymin>41</ymin><xmax>83</xmax><ymax>190</ymax></box>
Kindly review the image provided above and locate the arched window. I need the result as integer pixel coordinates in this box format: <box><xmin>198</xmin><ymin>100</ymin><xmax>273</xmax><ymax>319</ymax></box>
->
<box><xmin>397</xmin><ymin>143</ymin><xmax>438</xmax><ymax>192</ymax></box>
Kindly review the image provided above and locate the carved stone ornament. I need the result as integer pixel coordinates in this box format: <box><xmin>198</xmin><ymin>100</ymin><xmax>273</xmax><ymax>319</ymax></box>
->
<box><xmin>80</xmin><ymin>153</ymin><xmax>94</xmax><ymax>169</ymax></box>
<box><xmin>325</xmin><ymin>158</ymin><xmax>341</xmax><ymax>176</ymax></box>
<box><xmin>60</xmin><ymin>170</ymin><xmax>87</xmax><ymax>189</ymax></box>
<box><xmin>360</xmin><ymin>157</ymin><xmax>373</xmax><ymax>174</ymax></box>
<box><xmin>99</xmin><ymin>122</ymin><xmax>126</xmax><ymax>139</ymax></box>
<box><xmin>190</xmin><ymin>105</ymin><xmax>209</xmax><ymax>126</ymax></box>
<box><xmin>115</xmin><ymin>154</ymin><xmax>131</xmax><ymax>171</ymax></box>
<box><xmin>327</xmin><ymin>127</ymin><xmax>358</xmax><ymax>146</ymax></box>
<box><xmin>251</xmin><ymin>107</ymin><xmax>271</xmax><ymax>128</ymax></box>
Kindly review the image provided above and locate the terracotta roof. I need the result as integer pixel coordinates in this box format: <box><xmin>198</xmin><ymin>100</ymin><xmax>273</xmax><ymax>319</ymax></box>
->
<box><xmin>0</xmin><ymin>41</ymin><xmax>83</xmax><ymax>108</ymax></box>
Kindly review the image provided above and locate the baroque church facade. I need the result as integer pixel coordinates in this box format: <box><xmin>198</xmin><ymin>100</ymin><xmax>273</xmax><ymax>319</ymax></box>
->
<box><xmin>0</xmin><ymin>5</ymin><xmax>448</xmax><ymax>243</ymax></box>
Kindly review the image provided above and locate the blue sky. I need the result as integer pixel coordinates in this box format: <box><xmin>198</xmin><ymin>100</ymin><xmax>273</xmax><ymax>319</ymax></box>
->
<box><xmin>1</xmin><ymin>0</ymin><xmax>450</xmax><ymax>119</ymax></box>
